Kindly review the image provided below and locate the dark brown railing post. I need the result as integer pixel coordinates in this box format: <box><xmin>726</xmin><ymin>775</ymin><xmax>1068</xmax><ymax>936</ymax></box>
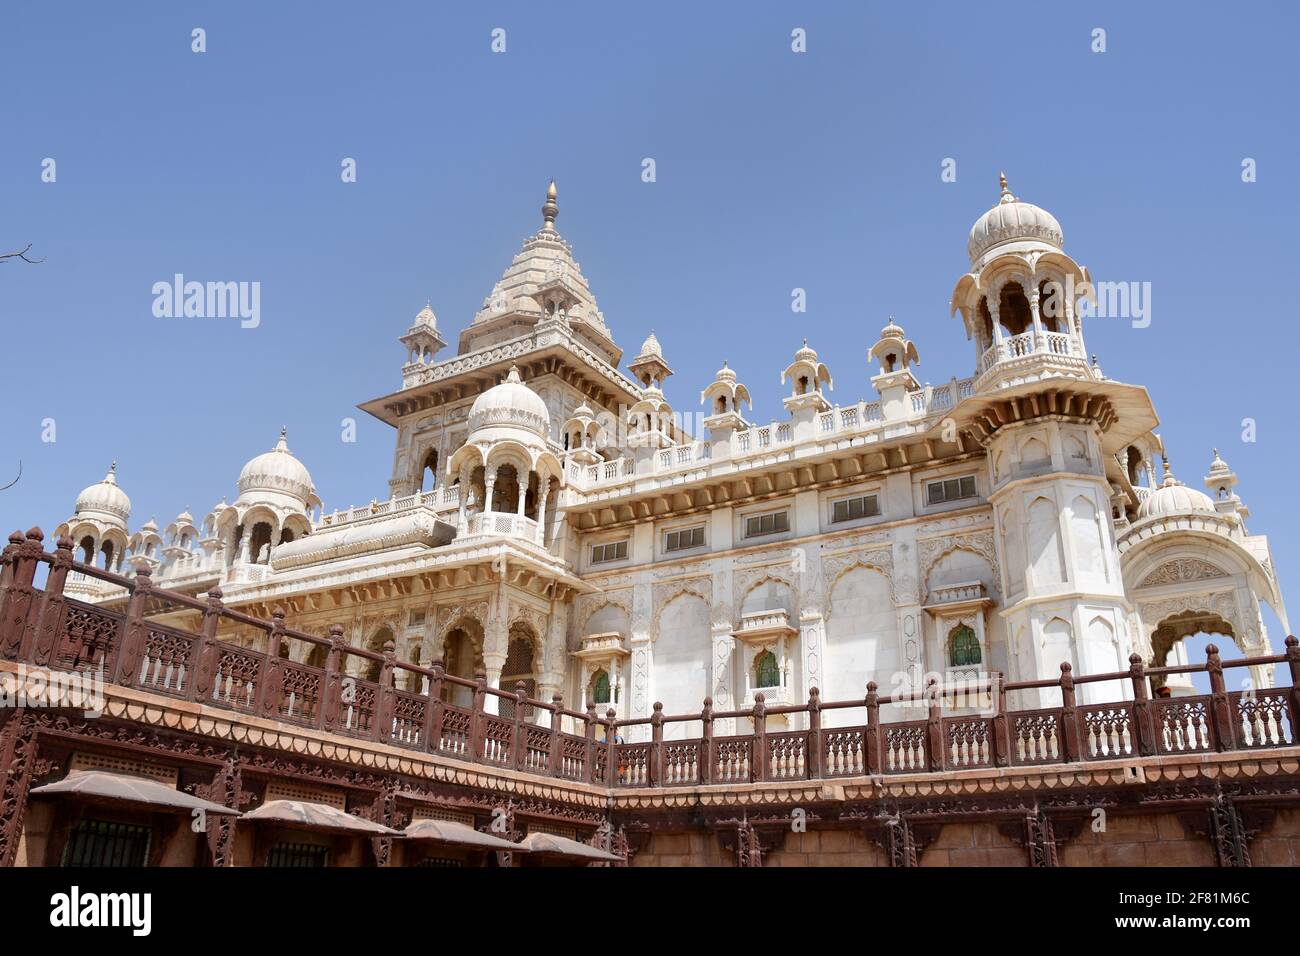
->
<box><xmin>990</xmin><ymin>670</ymin><xmax>1011</xmax><ymax>767</ymax></box>
<box><xmin>1058</xmin><ymin>662</ymin><xmax>1081</xmax><ymax>762</ymax></box>
<box><xmin>425</xmin><ymin>659</ymin><xmax>446</xmax><ymax>754</ymax></box>
<box><xmin>1129</xmin><ymin>653</ymin><xmax>1156</xmax><ymax>756</ymax></box>
<box><xmin>189</xmin><ymin>586</ymin><xmax>223</xmax><ymax>703</ymax></box>
<box><xmin>548</xmin><ymin>694</ymin><xmax>563</xmax><ymax>775</ymax></box>
<box><xmin>699</xmin><ymin>697</ymin><xmax>714</xmax><ymax>784</ymax></box>
<box><xmin>752</xmin><ymin>693</ymin><xmax>768</xmax><ymax>782</ymax></box>
<box><xmin>257</xmin><ymin>608</ymin><xmax>285</xmax><ymax>719</ymax></box>
<box><xmin>471</xmin><ymin>669</ymin><xmax>487</xmax><ymax>762</ymax></box>
<box><xmin>1</xmin><ymin>529</ymin><xmax>42</xmax><ymax>662</ymax></box>
<box><xmin>864</xmin><ymin>681</ymin><xmax>881</xmax><ymax>774</ymax></box>
<box><xmin>29</xmin><ymin>535</ymin><xmax>73</xmax><ymax>666</ymax></box>
<box><xmin>925</xmin><ymin>677</ymin><xmax>944</xmax><ymax>771</ymax></box>
<box><xmin>320</xmin><ymin>624</ymin><xmax>345</xmax><ymax>733</ymax></box>
<box><xmin>606</xmin><ymin>708</ymin><xmax>619</xmax><ymax>785</ymax></box>
<box><xmin>1285</xmin><ymin>636</ymin><xmax>1300</xmax><ymax>743</ymax></box>
<box><xmin>375</xmin><ymin>641</ymin><xmax>397</xmax><ymax>743</ymax></box>
<box><xmin>113</xmin><ymin>565</ymin><xmax>153</xmax><ymax>689</ymax></box>
<box><xmin>806</xmin><ymin>688</ymin><xmax>822</xmax><ymax>779</ymax></box>
<box><xmin>0</xmin><ymin>531</ymin><xmax>22</xmax><ymax>598</ymax></box>
<box><xmin>583</xmin><ymin>700</ymin><xmax>597</xmax><ymax>783</ymax></box>
<box><xmin>650</xmin><ymin>702</ymin><xmax>664</xmax><ymax>787</ymax></box>
<box><xmin>1205</xmin><ymin>644</ymin><xmax>1235</xmax><ymax>751</ymax></box>
<box><xmin>511</xmin><ymin>680</ymin><xmax>528</xmax><ymax>769</ymax></box>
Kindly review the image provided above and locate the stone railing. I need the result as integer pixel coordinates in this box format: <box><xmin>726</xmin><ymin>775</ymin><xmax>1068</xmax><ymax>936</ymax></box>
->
<box><xmin>4</xmin><ymin>529</ymin><xmax>1298</xmax><ymax>794</ymax></box>
<box><xmin>926</xmin><ymin>581</ymin><xmax>988</xmax><ymax>606</ymax></box>
<box><xmin>574</xmin><ymin>376</ymin><xmax>976</xmax><ymax>493</ymax></box>
<box><xmin>316</xmin><ymin>487</ymin><xmax>459</xmax><ymax>531</ymax></box>
<box><xmin>468</xmin><ymin>512</ymin><xmax>539</xmax><ymax>541</ymax></box>
<box><xmin>977</xmin><ymin>329</ymin><xmax>1085</xmax><ymax>376</ymax></box>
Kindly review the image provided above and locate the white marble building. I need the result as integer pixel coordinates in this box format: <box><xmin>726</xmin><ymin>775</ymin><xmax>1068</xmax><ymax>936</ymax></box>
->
<box><xmin>55</xmin><ymin>178</ymin><xmax>1289</xmax><ymax>734</ymax></box>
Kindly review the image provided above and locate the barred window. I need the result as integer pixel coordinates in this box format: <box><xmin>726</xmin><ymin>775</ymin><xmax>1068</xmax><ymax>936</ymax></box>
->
<box><xmin>754</xmin><ymin>650</ymin><xmax>781</xmax><ymax>688</ymax></box>
<box><xmin>60</xmin><ymin>819</ymin><xmax>152</xmax><ymax>867</ymax></box>
<box><xmin>948</xmin><ymin>625</ymin><xmax>981</xmax><ymax>668</ymax></box>
<box><xmin>592</xmin><ymin>669</ymin><xmax>611</xmax><ymax>704</ymax></box>
<box><xmin>664</xmin><ymin>526</ymin><xmax>705</xmax><ymax>552</ymax></box>
<box><xmin>927</xmin><ymin>475</ymin><xmax>977</xmax><ymax>505</ymax></box>
<box><xmin>744</xmin><ymin>511</ymin><xmax>789</xmax><ymax>539</ymax></box>
<box><xmin>831</xmin><ymin>494</ymin><xmax>880</xmax><ymax>523</ymax></box>
<box><xmin>591</xmin><ymin>540</ymin><xmax>628</xmax><ymax>564</ymax></box>
<box><xmin>266</xmin><ymin>842</ymin><xmax>330</xmax><ymax>868</ymax></box>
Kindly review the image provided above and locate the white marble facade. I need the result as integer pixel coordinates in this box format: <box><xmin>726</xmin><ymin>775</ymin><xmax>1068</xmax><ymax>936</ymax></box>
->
<box><xmin>55</xmin><ymin>179</ymin><xmax>1290</xmax><ymax>730</ymax></box>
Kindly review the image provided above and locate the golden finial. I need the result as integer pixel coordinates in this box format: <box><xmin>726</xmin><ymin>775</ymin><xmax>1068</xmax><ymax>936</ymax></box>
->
<box><xmin>542</xmin><ymin>180</ymin><xmax>559</xmax><ymax>228</ymax></box>
<box><xmin>999</xmin><ymin>171</ymin><xmax>1009</xmax><ymax>194</ymax></box>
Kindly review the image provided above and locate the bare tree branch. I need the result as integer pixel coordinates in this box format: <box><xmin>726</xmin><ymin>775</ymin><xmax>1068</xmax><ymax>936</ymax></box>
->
<box><xmin>0</xmin><ymin>244</ymin><xmax>43</xmax><ymax>265</ymax></box>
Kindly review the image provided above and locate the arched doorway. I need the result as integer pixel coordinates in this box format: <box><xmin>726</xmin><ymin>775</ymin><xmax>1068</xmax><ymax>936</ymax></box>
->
<box><xmin>500</xmin><ymin>626</ymin><xmax>538</xmax><ymax>720</ymax></box>
<box><xmin>363</xmin><ymin>626</ymin><xmax>395</xmax><ymax>682</ymax></box>
<box><xmin>1149</xmin><ymin>611</ymin><xmax>1244</xmax><ymax>697</ymax></box>
<box><xmin>441</xmin><ymin>622</ymin><xmax>485</xmax><ymax>708</ymax></box>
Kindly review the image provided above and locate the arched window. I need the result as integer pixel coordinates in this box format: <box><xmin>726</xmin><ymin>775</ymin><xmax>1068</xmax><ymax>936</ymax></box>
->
<box><xmin>420</xmin><ymin>449</ymin><xmax>438</xmax><ymax>492</ymax></box>
<box><xmin>997</xmin><ymin>282</ymin><xmax>1032</xmax><ymax>336</ymax></box>
<box><xmin>948</xmin><ymin>625</ymin><xmax>981</xmax><ymax>667</ymax></box>
<box><xmin>592</xmin><ymin>669</ymin><xmax>611</xmax><ymax>705</ymax></box>
<box><xmin>753</xmin><ymin>650</ymin><xmax>780</xmax><ymax>688</ymax></box>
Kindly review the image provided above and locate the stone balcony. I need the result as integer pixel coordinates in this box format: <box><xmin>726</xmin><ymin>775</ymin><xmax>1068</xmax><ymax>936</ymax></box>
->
<box><xmin>975</xmin><ymin>329</ymin><xmax>1093</xmax><ymax>392</ymax></box>
<box><xmin>733</xmin><ymin>608</ymin><xmax>798</xmax><ymax>642</ymax></box>
<box><xmin>922</xmin><ymin>581</ymin><xmax>994</xmax><ymax>615</ymax></box>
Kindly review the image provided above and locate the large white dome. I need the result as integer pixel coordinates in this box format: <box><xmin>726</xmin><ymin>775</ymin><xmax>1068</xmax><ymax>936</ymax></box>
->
<box><xmin>1137</xmin><ymin>465</ymin><xmax>1217</xmax><ymax>521</ymax></box>
<box><xmin>468</xmin><ymin>366</ymin><xmax>550</xmax><ymax>438</ymax></box>
<box><xmin>74</xmin><ymin>463</ymin><xmax>131</xmax><ymax>526</ymax></box>
<box><xmin>968</xmin><ymin>174</ymin><xmax>1064</xmax><ymax>263</ymax></box>
<box><xmin>236</xmin><ymin>429</ymin><xmax>316</xmax><ymax>506</ymax></box>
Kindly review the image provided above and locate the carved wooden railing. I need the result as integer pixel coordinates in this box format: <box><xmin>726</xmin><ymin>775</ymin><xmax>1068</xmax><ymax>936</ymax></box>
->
<box><xmin>3</xmin><ymin>529</ymin><xmax>1299</xmax><ymax>793</ymax></box>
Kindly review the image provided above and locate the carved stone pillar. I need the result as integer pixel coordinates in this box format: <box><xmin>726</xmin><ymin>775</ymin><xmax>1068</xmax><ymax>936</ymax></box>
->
<box><xmin>799</xmin><ymin>609</ymin><xmax>825</xmax><ymax>704</ymax></box>
<box><xmin>711</xmin><ymin>624</ymin><xmax>736</xmax><ymax>736</ymax></box>
<box><xmin>535</xmin><ymin>479</ymin><xmax>550</xmax><ymax>546</ymax></box>
<box><xmin>627</xmin><ymin>583</ymin><xmax>653</xmax><ymax>742</ymax></box>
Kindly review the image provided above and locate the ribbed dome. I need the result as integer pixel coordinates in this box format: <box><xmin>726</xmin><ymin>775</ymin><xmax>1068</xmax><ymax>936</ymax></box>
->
<box><xmin>1137</xmin><ymin>464</ymin><xmax>1216</xmax><ymax>520</ymax></box>
<box><xmin>968</xmin><ymin>174</ymin><xmax>1063</xmax><ymax>263</ymax></box>
<box><xmin>237</xmin><ymin>429</ymin><xmax>316</xmax><ymax>506</ymax></box>
<box><xmin>468</xmin><ymin>366</ymin><xmax>550</xmax><ymax>437</ymax></box>
<box><xmin>74</xmin><ymin>463</ymin><xmax>131</xmax><ymax>525</ymax></box>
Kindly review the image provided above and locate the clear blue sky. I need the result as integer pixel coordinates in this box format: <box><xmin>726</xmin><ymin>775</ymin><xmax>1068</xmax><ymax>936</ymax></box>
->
<box><xmin>2</xmin><ymin>2</ymin><xmax>1297</xmax><ymax>661</ymax></box>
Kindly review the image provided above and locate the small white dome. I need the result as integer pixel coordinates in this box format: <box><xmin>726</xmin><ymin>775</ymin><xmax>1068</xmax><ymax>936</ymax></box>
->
<box><xmin>468</xmin><ymin>366</ymin><xmax>550</xmax><ymax>437</ymax></box>
<box><xmin>638</xmin><ymin>332</ymin><xmax>663</xmax><ymax>358</ymax></box>
<box><xmin>237</xmin><ymin>429</ymin><xmax>316</xmax><ymax>506</ymax></box>
<box><xmin>968</xmin><ymin>174</ymin><xmax>1064</xmax><ymax>263</ymax></box>
<box><xmin>793</xmin><ymin>339</ymin><xmax>819</xmax><ymax>364</ymax></box>
<box><xmin>74</xmin><ymin>463</ymin><xmax>131</xmax><ymax>526</ymax></box>
<box><xmin>1137</xmin><ymin>464</ymin><xmax>1216</xmax><ymax>520</ymax></box>
<box><xmin>714</xmin><ymin>361</ymin><xmax>736</xmax><ymax>383</ymax></box>
<box><xmin>1207</xmin><ymin>448</ymin><xmax>1231</xmax><ymax>477</ymax></box>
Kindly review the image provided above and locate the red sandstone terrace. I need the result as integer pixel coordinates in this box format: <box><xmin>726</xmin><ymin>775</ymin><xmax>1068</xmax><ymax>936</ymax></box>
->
<box><xmin>2</xmin><ymin>527</ymin><xmax>1299</xmax><ymax>868</ymax></box>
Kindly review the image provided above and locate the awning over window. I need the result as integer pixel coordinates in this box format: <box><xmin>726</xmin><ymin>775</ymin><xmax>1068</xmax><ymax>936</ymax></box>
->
<box><xmin>242</xmin><ymin>799</ymin><xmax>400</xmax><ymax>836</ymax></box>
<box><xmin>400</xmin><ymin>819</ymin><xmax>528</xmax><ymax>851</ymax></box>
<box><xmin>30</xmin><ymin>770</ymin><xmax>240</xmax><ymax>816</ymax></box>
<box><xmin>517</xmin><ymin>832</ymin><xmax>622</xmax><ymax>862</ymax></box>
